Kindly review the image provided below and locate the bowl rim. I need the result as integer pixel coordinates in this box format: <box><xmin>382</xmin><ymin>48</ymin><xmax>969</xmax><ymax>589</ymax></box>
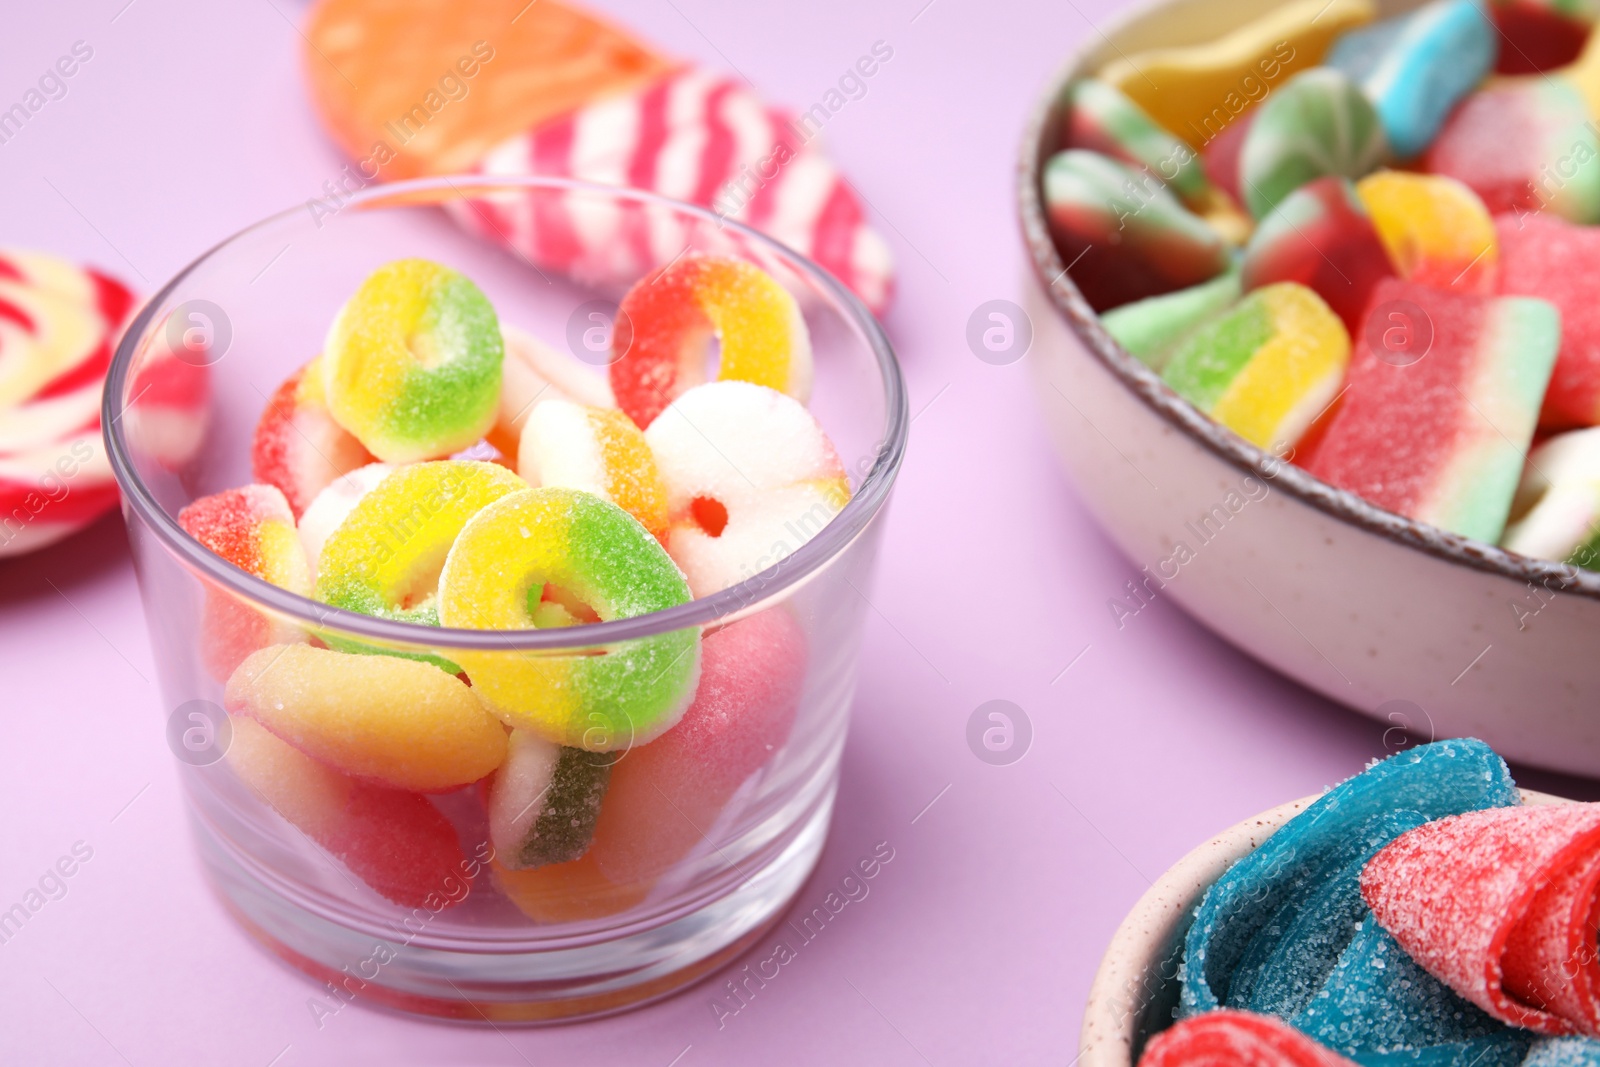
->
<box><xmin>102</xmin><ymin>174</ymin><xmax>909</xmax><ymax>650</ymax></box>
<box><xmin>1014</xmin><ymin>30</ymin><xmax>1600</xmax><ymax>601</ymax></box>
<box><xmin>1078</xmin><ymin>786</ymin><xmax>1569</xmax><ymax>1066</ymax></box>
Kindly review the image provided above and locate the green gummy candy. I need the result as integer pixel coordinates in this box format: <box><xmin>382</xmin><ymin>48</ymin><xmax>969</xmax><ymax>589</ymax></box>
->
<box><xmin>1102</xmin><ymin>267</ymin><xmax>1242</xmax><ymax>371</ymax></box>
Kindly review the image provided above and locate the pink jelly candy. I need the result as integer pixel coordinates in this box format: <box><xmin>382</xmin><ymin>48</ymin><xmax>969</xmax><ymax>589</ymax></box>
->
<box><xmin>251</xmin><ymin>358</ymin><xmax>375</xmax><ymax>517</ymax></box>
<box><xmin>1138</xmin><ymin>1009</ymin><xmax>1358</xmax><ymax>1066</ymax></box>
<box><xmin>1362</xmin><ymin>802</ymin><xmax>1600</xmax><ymax>1036</ymax></box>
<box><xmin>588</xmin><ymin>608</ymin><xmax>806</xmax><ymax>887</ymax></box>
<box><xmin>227</xmin><ymin>717</ymin><xmax>470</xmax><ymax>909</ymax></box>
<box><xmin>177</xmin><ymin>484</ymin><xmax>311</xmax><ymax>681</ymax></box>
<box><xmin>1240</xmin><ymin>176</ymin><xmax>1394</xmax><ymax>334</ymax></box>
<box><xmin>1496</xmin><ymin>212</ymin><xmax>1600</xmax><ymax>429</ymax></box>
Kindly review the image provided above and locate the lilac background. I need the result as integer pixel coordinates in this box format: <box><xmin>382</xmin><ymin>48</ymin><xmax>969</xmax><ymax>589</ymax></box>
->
<box><xmin>4</xmin><ymin>1</ymin><xmax>1596</xmax><ymax>1063</ymax></box>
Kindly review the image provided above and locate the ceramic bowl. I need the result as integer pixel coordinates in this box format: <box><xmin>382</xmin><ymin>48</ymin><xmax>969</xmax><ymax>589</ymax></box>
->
<box><xmin>1078</xmin><ymin>788</ymin><xmax>1565</xmax><ymax>1065</ymax></box>
<box><xmin>1019</xmin><ymin>0</ymin><xmax>1600</xmax><ymax>776</ymax></box>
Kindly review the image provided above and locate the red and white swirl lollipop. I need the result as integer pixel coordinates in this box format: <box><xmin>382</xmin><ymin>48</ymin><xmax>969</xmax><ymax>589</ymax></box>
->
<box><xmin>0</xmin><ymin>250</ymin><xmax>133</xmax><ymax>558</ymax></box>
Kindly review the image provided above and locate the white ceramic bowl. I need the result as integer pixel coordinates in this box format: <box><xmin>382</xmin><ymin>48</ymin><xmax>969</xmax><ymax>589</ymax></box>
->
<box><xmin>1079</xmin><ymin>788</ymin><xmax>1565</xmax><ymax>1066</ymax></box>
<box><xmin>1020</xmin><ymin>0</ymin><xmax>1600</xmax><ymax>776</ymax></box>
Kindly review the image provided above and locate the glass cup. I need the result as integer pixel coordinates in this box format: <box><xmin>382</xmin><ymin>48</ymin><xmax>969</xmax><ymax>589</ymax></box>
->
<box><xmin>104</xmin><ymin>176</ymin><xmax>905</xmax><ymax>1022</ymax></box>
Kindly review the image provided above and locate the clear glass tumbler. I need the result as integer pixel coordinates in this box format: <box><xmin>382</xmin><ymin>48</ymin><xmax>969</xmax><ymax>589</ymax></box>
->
<box><xmin>103</xmin><ymin>176</ymin><xmax>905</xmax><ymax>1022</ymax></box>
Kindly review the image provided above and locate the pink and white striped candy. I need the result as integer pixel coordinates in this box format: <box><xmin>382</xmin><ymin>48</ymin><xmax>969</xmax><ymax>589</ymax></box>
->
<box><xmin>0</xmin><ymin>250</ymin><xmax>134</xmax><ymax>558</ymax></box>
<box><xmin>451</xmin><ymin>68</ymin><xmax>895</xmax><ymax>314</ymax></box>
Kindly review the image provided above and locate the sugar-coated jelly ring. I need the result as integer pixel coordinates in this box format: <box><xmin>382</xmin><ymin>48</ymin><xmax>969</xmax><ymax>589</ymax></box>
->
<box><xmin>314</xmin><ymin>460</ymin><xmax>527</xmax><ymax>670</ymax></box>
<box><xmin>644</xmin><ymin>381</ymin><xmax>852</xmax><ymax>598</ymax></box>
<box><xmin>609</xmin><ymin>254</ymin><xmax>812</xmax><ymax>428</ymax></box>
<box><xmin>517</xmin><ymin>400</ymin><xmax>668</xmax><ymax>540</ymax></box>
<box><xmin>437</xmin><ymin>487</ymin><xmax>699</xmax><ymax>751</ymax></box>
<box><xmin>322</xmin><ymin>258</ymin><xmax>504</xmax><ymax>463</ymax></box>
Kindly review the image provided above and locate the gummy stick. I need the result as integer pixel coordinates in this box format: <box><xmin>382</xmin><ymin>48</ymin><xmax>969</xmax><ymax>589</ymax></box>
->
<box><xmin>1292</xmin><ymin>918</ymin><xmax>1526</xmax><ymax>1058</ymax></box>
<box><xmin>1307</xmin><ymin>279</ymin><xmax>1560</xmax><ymax>544</ymax></box>
<box><xmin>1363</xmin><ymin>803</ymin><xmax>1600</xmax><ymax>1036</ymax></box>
<box><xmin>1496</xmin><ymin>214</ymin><xmax>1600</xmax><ymax>428</ymax></box>
<box><xmin>1227</xmin><ymin>810</ymin><xmax>1426</xmax><ymax>1018</ymax></box>
<box><xmin>1425</xmin><ymin>80</ymin><xmax>1600</xmax><ymax>225</ymax></box>
<box><xmin>1180</xmin><ymin>739</ymin><xmax>1518</xmax><ymax>1016</ymax></box>
<box><xmin>1324</xmin><ymin>0</ymin><xmax>1498</xmax><ymax>160</ymax></box>
<box><xmin>1162</xmin><ymin>282</ymin><xmax>1350</xmax><ymax>450</ymax></box>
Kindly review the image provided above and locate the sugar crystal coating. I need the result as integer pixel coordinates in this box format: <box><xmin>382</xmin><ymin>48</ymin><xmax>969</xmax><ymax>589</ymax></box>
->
<box><xmin>1163</xmin><ymin>282</ymin><xmax>1350</xmax><ymax>450</ymax></box>
<box><xmin>1139</xmin><ymin>1008</ymin><xmax>1362</xmax><ymax>1066</ymax></box>
<box><xmin>178</xmin><ymin>484</ymin><xmax>312</xmax><ymax>681</ymax></box>
<box><xmin>1495</xmin><ymin>213</ymin><xmax>1600</xmax><ymax>430</ymax></box>
<box><xmin>1181</xmin><ymin>738</ymin><xmax>1518</xmax><ymax>1017</ymax></box>
<box><xmin>226</xmin><ymin>717</ymin><xmax>468</xmax><ymax>909</ymax></box>
<box><xmin>322</xmin><ymin>258</ymin><xmax>504</xmax><ymax>462</ymax></box>
<box><xmin>1306</xmin><ymin>279</ymin><xmax>1559</xmax><ymax>544</ymax></box>
<box><xmin>251</xmin><ymin>357</ymin><xmax>375</xmax><ymax>517</ymax></box>
<box><xmin>609</xmin><ymin>253</ymin><xmax>812</xmax><ymax>429</ymax></box>
<box><xmin>437</xmin><ymin>486</ymin><xmax>699</xmax><ymax>750</ymax></box>
<box><xmin>1363</xmin><ymin>803</ymin><xmax>1600</xmax><ymax>1036</ymax></box>
<box><xmin>589</xmin><ymin>608</ymin><xmax>805</xmax><ymax>887</ymax></box>
<box><xmin>225</xmin><ymin>643</ymin><xmax>508</xmax><ymax>793</ymax></box>
<box><xmin>645</xmin><ymin>380</ymin><xmax>851</xmax><ymax>597</ymax></box>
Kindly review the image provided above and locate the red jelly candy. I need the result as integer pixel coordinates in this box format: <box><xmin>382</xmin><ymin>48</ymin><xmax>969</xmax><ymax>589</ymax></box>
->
<box><xmin>1241</xmin><ymin>177</ymin><xmax>1394</xmax><ymax>334</ymax></box>
<box><xmin>1138</xmin><ymin>1010</ymin><xmax>1358</xmax><ymax>1066</ymax></box>
<box><xmin>1361</xmin><ymin>802</ymin><xmax>1600</xmax><ymax>1036</ymax></box>
<box><xmin>1496</xmin><ymin>212</ymin><xmax>1600</xmax><ymax>429</ymax></box>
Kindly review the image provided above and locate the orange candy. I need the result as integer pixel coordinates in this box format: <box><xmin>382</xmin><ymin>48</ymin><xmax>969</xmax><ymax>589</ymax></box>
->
<box><xmin>517</xmin><ymin>400</ymin><xmax>667</xmax><ymax>539</ymax></box>
<box><xmin>302</xmin><ymin>0</ymin><xmax>676</xmax><ymax>179</ymax></box>
<box><xmin>1355</xmin><ymin>171</ymin><xmax>1499</xmax><ymax>293</ymax></box>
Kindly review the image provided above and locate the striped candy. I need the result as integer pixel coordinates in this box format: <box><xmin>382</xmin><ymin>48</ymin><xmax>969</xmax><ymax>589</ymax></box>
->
<box><xmin>1162</xmin><ymin>282</ymin><xmax>1351</xmax><ymax>451</ymax></box>
<box><xmin>0</xmin><ymin>250</ymin><xmax>135</xmax><ymax>558</ymax></box>
<box><xmin>1308</xmin><ymin>279</ymin><xmax>1560</xmax><ymax>543</ymax></box>
<box><xmin>451</xmin><ymin>68</ymin><xmax>894</xmax><ymax>314</ymax></box>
